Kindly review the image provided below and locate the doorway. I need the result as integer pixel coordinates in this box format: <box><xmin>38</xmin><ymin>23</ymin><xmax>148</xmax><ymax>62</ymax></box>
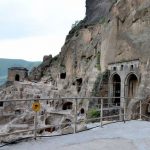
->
<box><xmin>126</xmin><ymin>74</ymin><xmax>138</xmax><ymax>98</ymax></box>
<box><xmin>15</xmin><ymin>74</ymin><xmax>20</xmax><ymax>81</ymax></box>
<box><xmin>112</xmin><ymin>74</ymin><xmax>121</xmax><ymax>105</ymax></box>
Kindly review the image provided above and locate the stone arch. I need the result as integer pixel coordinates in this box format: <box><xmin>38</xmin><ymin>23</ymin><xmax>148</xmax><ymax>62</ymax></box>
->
<box><xmin>125</xmin><ymin>73</ymin><xmax>139</xmax><ymax>99</ymax></box>
<box><xmin>62</xmin><ymin>102</ymin><xmax>72</xmax><ymax>110</ymax></box>
<box><xmin>15</xmin><ymin>74</ymin><xmax>20</xmax><ymax>81</ymax></box>
<box><xmin>61</xmin><ymin>118</ymin><xmax>72</xmax><ymax>128</ymax></box>
<box><xmin>109</xmin><ymin>73</ymin><xmax>121</xmax><ymax>105</ymax></box>
<box><xmin>145</xmin><ymin>102</ymin><xmax>150</xmax><ymax>115</ymax></box>
<box><xmin>45</xmin><ymin>116</ymin><xmax>56</xmax><ymax>132</ymax></box>
<box><xmin>45</xmin><ymin>116</ymin><xmax>52</xmax><ymax>125</ymax></box>
<box><xmin>143</xmin><ymin>100</ymin><xmax>150</xmax><ymax>117</ymax></box>
<box><xmin>15</xmin><ymin>109</ymin><xmax>21</xmax><ymax>115</ymax></box>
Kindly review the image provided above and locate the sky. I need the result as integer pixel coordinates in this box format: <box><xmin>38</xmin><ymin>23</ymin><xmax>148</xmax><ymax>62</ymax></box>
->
<box><xmin>0</xmin><ymin>0</ymin><xmax>86</xmax><ymax>61</ymax></box>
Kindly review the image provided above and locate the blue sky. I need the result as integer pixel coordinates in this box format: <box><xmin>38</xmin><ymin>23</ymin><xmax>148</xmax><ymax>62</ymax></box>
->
<box><xmin>0</xmin><ymin>0</ymin><xmax>85</xmax><ymax>61</ymax></box>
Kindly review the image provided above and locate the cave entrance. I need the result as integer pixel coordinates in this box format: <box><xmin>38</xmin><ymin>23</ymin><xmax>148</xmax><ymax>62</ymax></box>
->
<box><xmin>15</xmin><ymin>74</ymin><xmax>20</xmax><ymax>81</ymax></box>
<box><xmin>112</xmin><ymin>74</ymin><xmax>121</xmax><ymax>106</ymax></box>
<box><xmin>60</xmin><ymin>72</ymin><xmax>66</xmax><ymax>79</ymax></box>
<box><xmin>61</xmin><ymin>119</ymin><xmax>72</xmax><ymax>128</ymax></box>
<box><xmin>15</xmin><ymin>109</ymin><xmax>21</xmax><ymax>115</ymax></box>
<box><xmin>62</xmin><ymin>102</ymin><xmax>72</xmax><ymax>110</ymax></box>
<box><xmin>0</xmin><ymin>102</ymin><xmax>3</xmax><ymax>107</ymax></box>
<box><xmin>76</xmin><ymin>78</ymin><xmax>82</xmax><ymax>93</ymax></box>
<box><xmin>45</xmin><ymin>127</ymin><xmax>55</xmax><ymax>133</ymax></box>
<box><xmin>45</xmin><ymin>116</ymin><xmax>52</xmax><ymax>125</ymax></box>
<box><xmin>126</xmin><ymin>74</ymin><xmax>138</xmax><ymax>98</ymax></box>
<box><xmin>80</xmin><ymin>108</ymin><xmax>85</xmax><ymax>114</ymax></box>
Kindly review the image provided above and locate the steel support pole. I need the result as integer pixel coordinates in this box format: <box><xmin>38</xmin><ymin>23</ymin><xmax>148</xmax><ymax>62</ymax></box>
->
<box><xmin>34</xmin><ymin>111</ymin><xmax>38</xmax><ymax>140</ymax></box>
<box><xmin>123</xmin><ymin>100</ymin><xmax>126</xmax><ymax>123</ymax></box>
<box><xmin>100</xmin><ymin>99</ymin><xmax>103</xmax><ymax>127</ymax></box>
<box><xmin>74</xmin><ymin>98</ymin><xmax>77</xmax><ymax>133</ymax></box>
<box><xmin>139</xmin><ymin>100</ymin><xmax>142</xmax><ymax>120</ymax></box>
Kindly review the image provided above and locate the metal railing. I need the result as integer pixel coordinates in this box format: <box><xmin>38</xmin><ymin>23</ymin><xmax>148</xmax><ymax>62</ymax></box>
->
<box><xmin>0</xmin><ymin>97</ymin><xmax>149</xmax><ymax>142</ymax></box>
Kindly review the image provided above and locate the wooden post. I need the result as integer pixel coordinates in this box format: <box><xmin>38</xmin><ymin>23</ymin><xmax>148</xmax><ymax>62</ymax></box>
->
<box><xmin>100</xmin><ymin>99</ymin><xmax>103</xmax><ymax>127</ymax></box>
<box><xmin>74</xmin><ymin>98</ymin><xmax>77</xmax><ymax>133</ymax></box>
<box><xmin>139</xmin><ymin>100</ymin><xmax>142</xmax><ymax>120</ymax></box>
<box><xmin>34</xmin><ymin>111</ymin><xmax>38</xmax><ymax>140</ymax></box>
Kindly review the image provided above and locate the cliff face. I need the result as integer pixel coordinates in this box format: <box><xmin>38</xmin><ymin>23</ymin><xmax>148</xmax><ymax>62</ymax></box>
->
<box><xmin>85</xmin><ymin>0</ymin><xmax>116</xmax><ymax>24</ymax></box>
<box><xmin>29</xmin><ymin>0</ymin><xmax>118</xmax><ymax>97</ymax></box>
<box><xmin>29</xmin><ymin>0</ymin><xmax>150</xmax><ymax>117</ymax></box>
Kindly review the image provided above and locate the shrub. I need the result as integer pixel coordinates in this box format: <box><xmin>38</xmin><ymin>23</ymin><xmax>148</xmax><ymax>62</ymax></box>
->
<box><xmin>87</xmin><ymin>108</ymin><xmax>100</xmax><ymax>120</ymax></box>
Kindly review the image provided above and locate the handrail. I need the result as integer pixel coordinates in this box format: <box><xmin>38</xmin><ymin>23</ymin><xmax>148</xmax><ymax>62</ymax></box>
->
<box><xmin>0</xmin><ymin>96</ymin><xmax>144</xmax><ymax>102</ymax></box>
<box><xmin>0</xmin><ymin>97</ymin><xmax>150</xmax><ymax>142</ymax></box>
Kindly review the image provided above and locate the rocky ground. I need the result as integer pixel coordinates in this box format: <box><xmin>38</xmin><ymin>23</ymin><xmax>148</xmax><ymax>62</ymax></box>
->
<box><xmin>0</xmin><ymin>80</ymin><xmax>87</xmax><ymax>142</ymax></box>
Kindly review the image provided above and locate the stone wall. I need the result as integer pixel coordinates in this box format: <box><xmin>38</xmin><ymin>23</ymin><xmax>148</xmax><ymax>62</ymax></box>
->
<box><xmin>8</xmin><ymin>67</ymin><xmax>28</xmax><ymax>82</ymax></box>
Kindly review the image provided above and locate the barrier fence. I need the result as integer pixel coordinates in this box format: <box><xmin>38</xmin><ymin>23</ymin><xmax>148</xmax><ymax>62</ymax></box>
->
<box><xmin>0</xmin><ymin>97</ymin><xmax>149</xmax><ymax>142</ymax></box>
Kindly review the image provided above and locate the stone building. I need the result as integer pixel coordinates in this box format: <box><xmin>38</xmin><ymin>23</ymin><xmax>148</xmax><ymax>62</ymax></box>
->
<box><xmin>108</xmin><ymin>59</ymin><xmax>140</xmax><ymax>107</ymax></box>
<box><xmin>7</xmin><ymin>67</ymin><xmax>28</xmax><ymax>82</ymax></box>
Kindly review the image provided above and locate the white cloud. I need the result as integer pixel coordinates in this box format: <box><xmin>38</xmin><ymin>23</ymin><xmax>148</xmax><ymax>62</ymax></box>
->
<box><xmin>0</xmin><ymin>0</ymin><xmax>86</xmax><ymax>61</ymax></box>
<box><xmin>0</xmin><ymin>35</ymin><xmax>65</xmax><ymax>61</ymax></box>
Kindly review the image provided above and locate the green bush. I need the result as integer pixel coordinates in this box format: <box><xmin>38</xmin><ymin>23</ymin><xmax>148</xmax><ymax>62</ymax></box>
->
<box><xmin>87</xmin><ymin>108</ymin><xmax>100</xmax><ymax>119</ymax></box>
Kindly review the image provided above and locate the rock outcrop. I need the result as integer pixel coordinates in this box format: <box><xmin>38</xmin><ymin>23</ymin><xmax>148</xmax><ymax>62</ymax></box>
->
<box><xmin>85</xmin><ymin>0</ymin><xmax>117</xmax><ymax>24</ymax></box>
<box><xmin>29</xmin><ymin>0</ymin><xmax>150</xmax><ymax>117</ymax></box>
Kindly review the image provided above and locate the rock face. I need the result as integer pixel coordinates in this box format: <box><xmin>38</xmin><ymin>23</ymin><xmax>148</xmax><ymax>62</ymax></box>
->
<box><xmin>0</xmin><ymin>81</ymin><xmax>87</xmax><ymax>142</ymax></box>
<box><xmin>85</xmin><ymin>0</ymin><xmax>116</xmax><ymax>24</ymax></box>
<box><xmin>28</xmin><ymin>0</ymin><xmax>150</xmax><ymax>118</ymax></box>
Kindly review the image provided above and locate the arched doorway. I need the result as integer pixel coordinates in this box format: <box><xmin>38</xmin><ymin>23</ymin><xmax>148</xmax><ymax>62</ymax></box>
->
<box><xmin>80</xmin><ymin>108</ymin><xmax>85</xmax><ymax>115</ymax></box>
<box><xmin>112</xmin><ymin>74</ymin><xmax>121</xmax><ymax>105</ymax></box>
<box><xmin>15</xmin><ymin>74</ymin><xmax>20</xmax><ymax>81</ymax></box>
<box><xmin>126</xmin><ymin>74</ymin><xmax>138</xmax><ymax>98</ymax></box>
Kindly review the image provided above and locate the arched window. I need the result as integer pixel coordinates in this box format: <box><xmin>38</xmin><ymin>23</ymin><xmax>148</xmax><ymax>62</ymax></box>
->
<box><xmin>113</xmin><ymin>67</ymin><xmax>117</xmax><ymax>71</ymax></box>
<box><xmin>130</xmin><ymin>65</ymin><xmax>134</xmax><ymax>70</ymax></box>
<box><xmin>120</xmin><ymin>65</ymin><xmax>124</xmax><ymax>71</ymax></box>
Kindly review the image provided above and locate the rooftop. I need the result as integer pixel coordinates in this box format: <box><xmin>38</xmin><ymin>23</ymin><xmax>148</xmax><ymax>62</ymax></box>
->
<box><xmin>108</xmin><ymin>59</ymin><xmax>140</xmax><ymax>65</ymax></box>
<box><xmin>8</xmin><ymin>67</ymin><xmax>28</xmax><ymax>71</ymax></box>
